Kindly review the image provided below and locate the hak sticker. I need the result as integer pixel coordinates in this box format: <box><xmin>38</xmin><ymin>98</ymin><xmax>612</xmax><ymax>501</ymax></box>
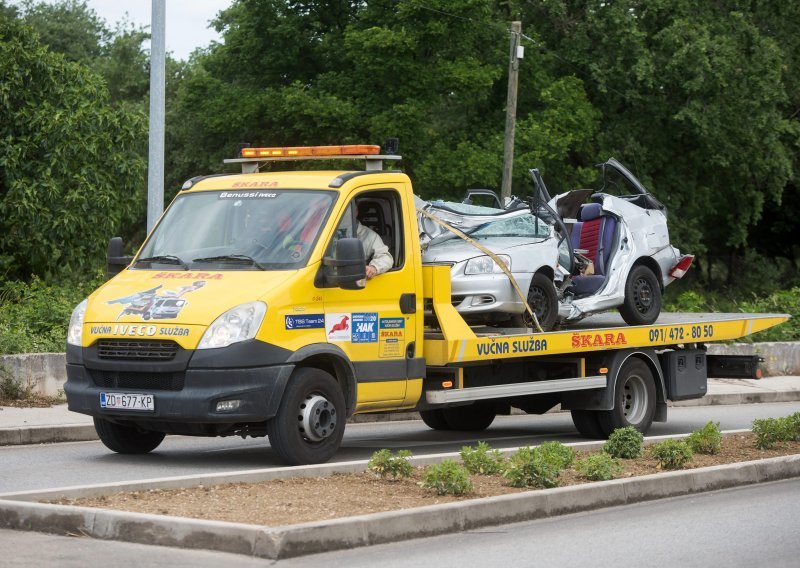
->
<box><xmin>352</xmin><ymin>313</ymin><xmax>378</xmax><ymax>343</ymax></box>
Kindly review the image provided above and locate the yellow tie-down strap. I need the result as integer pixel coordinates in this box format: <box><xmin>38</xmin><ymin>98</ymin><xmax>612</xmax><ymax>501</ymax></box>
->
<box><xmin>422</xmin><ymin>313</ymin><xmax>790</xmax><ymax>367</ymax></box>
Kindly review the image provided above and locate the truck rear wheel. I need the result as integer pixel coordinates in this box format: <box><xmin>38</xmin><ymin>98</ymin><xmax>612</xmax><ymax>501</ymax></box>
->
<box><xmin>597</xmin><ymin>358</ymin><xmax>656</xmax><ymax>436</ymax></box>
<box><xmin>267</xmin><ymin>367</ymin><xmax>345</xmax><ymax>465</ymax></box>
<box><xmin>419</xmin><ymin>409</ymin><xmax>450</xmax><ymax>430</ymax></box>
<box><xmin>441</xmin><ymin>403</ymin><xmax>496</xmax><ymax>431</ymax></box>
<box><xmin>570</xmin><ymin>409</ymin><xmax>605</xmax><ymax>439</ymax></box>
<box><xmin>93</xmin><ymin>418</ymin><xmax>165</xmax><ymax>454</ymax></box>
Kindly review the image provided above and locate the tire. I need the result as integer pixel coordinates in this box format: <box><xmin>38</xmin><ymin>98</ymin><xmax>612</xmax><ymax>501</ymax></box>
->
<box><xmin>420</xmin><ymin>409</ymin><xmax>451</xmax><ymax>430</ymax></box>
<box><xmin>441</xmin><ymin>403</ymin><xmax>497</xmax><ymax>431</ymax></box>
<box><xmin>619</xmin><ymin>265</ymin><xmax>662</xmax><ymax>325</ymax></box>
<box><xmin>597</xmin><ymin>358</ymin><xmax>656</xmax><ymax>436</ymax></box>
<box><xmin>93</xmin><ymin>418</ymin><xmax>165</xmax><ymax>454</ymax></box>
<box><xmin>570</xmin><ymin>409</ymin><xmax>606</xmax><ymax>439</ymax></box>
<box><xmin>511</xmin><ymin>272</ymin><xmax>559</xmax><ymax>331</ymax></box>
<box><xmin>267</xmin><ymin>367</ymin><xmax>346</xmax><ymax>465</ymax></box>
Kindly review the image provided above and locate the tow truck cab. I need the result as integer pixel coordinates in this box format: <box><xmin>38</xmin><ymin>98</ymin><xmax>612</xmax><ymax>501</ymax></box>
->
<box><xmin>65</xmin><ymin>145</ymin><xmax>425</xmax><ymax>464</ymax></box>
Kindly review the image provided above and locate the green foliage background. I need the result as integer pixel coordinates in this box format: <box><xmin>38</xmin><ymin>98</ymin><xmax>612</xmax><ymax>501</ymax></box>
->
<box><xmin>0</xmin><ymin>0</ymin><xmax>798</xmax><ymax>352</ymax></box>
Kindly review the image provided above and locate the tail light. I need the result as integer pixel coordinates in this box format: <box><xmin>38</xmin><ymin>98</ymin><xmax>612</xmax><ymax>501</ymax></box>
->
<box><xmin>669</xmin><ymin>255</ymin><xmax>695</xmax><ymax>278</ymax></box>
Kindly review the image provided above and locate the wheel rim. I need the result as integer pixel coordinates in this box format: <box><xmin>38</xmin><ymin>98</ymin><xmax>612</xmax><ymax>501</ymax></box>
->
<box><xmin>620</xmin><ymin>373</ymin><xmax>648</xmax><ymax>425</ymax></box>
<box><xmin>524</xmin><ymin>286</ymin><xmax>549</xmax><ymax>326</ymax></box>
<box><xmin>298</xmin><ymin>394</ymin><xmax>337</xmax><ymax>442</ymax></box>
<box><xmin>632</xmin><ymin>276</ymin><xmax>654</xmax><ymax>314</ymax></box>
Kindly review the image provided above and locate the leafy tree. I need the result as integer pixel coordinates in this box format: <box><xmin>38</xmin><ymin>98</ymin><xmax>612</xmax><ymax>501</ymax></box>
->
<box><xmin>0</xmin><ymin>16</ymin><xmax>147</xmax><ymax>279</ymax></box>
<box><xmin>521</xmin><ymin>0</ymin><xmax>795</xmax><ymax>267</ymax></box>
<box><xmin>166</xmin><ymin>0</ymin><xmax>599</xmax><ymax>200</ymax></box>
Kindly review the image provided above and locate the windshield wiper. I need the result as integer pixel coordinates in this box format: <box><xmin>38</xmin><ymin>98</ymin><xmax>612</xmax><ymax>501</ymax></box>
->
<box><xmin>192</xmin><ymin>254</ymin><xmax>265</xmax><ymax>270</ymax></box>
<box><xmin>135</xmin><ymin>255</ymin><xmax>188</xmax><ymax>270</ymax></box>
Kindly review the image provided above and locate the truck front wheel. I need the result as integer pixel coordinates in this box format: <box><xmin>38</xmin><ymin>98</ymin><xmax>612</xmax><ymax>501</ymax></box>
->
<box><xmin>267</xmin><ymin>367</ymin><xmax>345</xmax><ymax>465</ymax></box>
<box><xmin>93</xmin><ymin>418</ymin><xmax>165</xmax><ymax>454</ymax></box>
<box><xmin>597</xmin><ymin>358</ymin><xmax>656</xmax><ymax>436</ymax></box>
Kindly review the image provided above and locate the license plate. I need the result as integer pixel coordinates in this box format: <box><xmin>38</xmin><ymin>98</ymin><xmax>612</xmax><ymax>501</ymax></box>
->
<box><xmin>100</xmin><ymin>392</ymin><xmax>155</xmax><ymax>412</ymax></box>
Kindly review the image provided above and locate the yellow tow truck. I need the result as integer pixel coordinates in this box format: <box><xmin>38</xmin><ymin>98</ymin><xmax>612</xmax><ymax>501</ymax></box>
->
<box><xmin>64</xmin><ymin>145</ymin><xmax>789</xmax><ymax>464</ymax></box>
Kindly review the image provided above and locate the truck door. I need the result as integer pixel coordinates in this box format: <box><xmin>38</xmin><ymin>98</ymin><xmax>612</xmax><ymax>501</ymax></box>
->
<box><xmin>321</xmin><ymin>188</ymin><xmax>417</xmax><ymax>411</ymax></box>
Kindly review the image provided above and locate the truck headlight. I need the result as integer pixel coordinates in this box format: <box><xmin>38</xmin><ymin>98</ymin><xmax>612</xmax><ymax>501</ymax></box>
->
<box><xmin>197</xmin><ymin>301</ymin><xmax>267</xmax><ymax>349</ymax></box>
<box><xmin>67</xmin><ymin>299</ymin><xmax>88</xmax><ymax>347</ymax></box>
<box><xmin>464</xmin><ymin>255</ymin><xmax>511</xmax><ymax>275</ymax></box>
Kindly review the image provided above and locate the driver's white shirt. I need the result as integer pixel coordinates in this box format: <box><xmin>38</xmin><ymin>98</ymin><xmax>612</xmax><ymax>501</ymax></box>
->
<box><xmin>356</xmin><ymin>222</ymin><xmax>393</xmax><ymax>275</ymax></box>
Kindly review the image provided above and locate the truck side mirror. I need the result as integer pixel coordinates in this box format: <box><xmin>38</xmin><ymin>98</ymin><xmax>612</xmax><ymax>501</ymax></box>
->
<box><xmin>323</xmin><ymin>238</ymin><xmax>366</xmax><ymax>290</ymax></box>
<box><xmin>106</xmin><ymin>237</ymin><xmax>133</xmax><ymax>280</ymax></box>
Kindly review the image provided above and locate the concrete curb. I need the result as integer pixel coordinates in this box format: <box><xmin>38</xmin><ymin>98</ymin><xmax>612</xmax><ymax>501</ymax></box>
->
<box><xmin>0</xmin><ymin>424</ymin><xmax>98</xmax><ymax>446</ymax></box>
<box><xmin>4</xmin><ymin>387</ymin><xmax>800</xmax><ymax>446</ymax></box>
<box><xmin>1</xmin><ymin>453</ymin><xmax>798</xmax><ymax>560</ymax></box>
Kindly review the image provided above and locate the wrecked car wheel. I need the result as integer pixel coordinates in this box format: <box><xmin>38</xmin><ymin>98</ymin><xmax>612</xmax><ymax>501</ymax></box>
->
<box><xmin>515</xmin><ymin>273</ymin><xmax>558</xmax><ymax>331</ymax></box>
<box><xmin>620</xmin><ymin>265</ymin><xmax>662</xmax><ymax>325</ymax></box>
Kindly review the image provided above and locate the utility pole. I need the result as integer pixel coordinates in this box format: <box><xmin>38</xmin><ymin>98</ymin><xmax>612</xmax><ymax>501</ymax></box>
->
<box><xmin>501</xmin><ymin>21</ymin><xmax>522</xmax><ymax>202</ymax></box>
<box><xmin>147</xmin><ymin>0</ymin><xmax>166</xmax><ymax>232</ymax></box>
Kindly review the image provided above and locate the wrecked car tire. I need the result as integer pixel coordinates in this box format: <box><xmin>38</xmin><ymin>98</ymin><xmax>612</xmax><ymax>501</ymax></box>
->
<box><xmin>511</xmin><ymin>273</ymin><xmax>559</xmax><ymax>331</ymax></box>
<box><xmin>619</xmin><ymin>265</ymin><xmax>662</xmax><ymax>326</ymax></box>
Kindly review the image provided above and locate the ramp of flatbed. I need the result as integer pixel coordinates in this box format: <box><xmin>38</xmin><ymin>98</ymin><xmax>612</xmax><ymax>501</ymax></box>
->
<box><xmin>422</xmin><ymin>312</ymin><xmax>790</xmax><ymax>366</ymax></box>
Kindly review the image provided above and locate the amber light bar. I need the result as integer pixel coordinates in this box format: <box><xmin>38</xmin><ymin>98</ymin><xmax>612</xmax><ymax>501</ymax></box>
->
<box><xmin>240</xmin><ymin>145</ymin><xmax>381</xmax><ymax>158</ymax></box>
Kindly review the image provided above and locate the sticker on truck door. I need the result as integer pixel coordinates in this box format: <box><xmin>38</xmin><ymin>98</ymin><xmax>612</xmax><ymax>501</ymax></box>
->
<box><xmin>378</xmin><ymin>317</ymin><xmax>405</xmax><ymax>357</ymax></box>
<box><xmin>326</xmin><ymin>313</ymin><xmax>351</xmax><ymax>342</ymax></box>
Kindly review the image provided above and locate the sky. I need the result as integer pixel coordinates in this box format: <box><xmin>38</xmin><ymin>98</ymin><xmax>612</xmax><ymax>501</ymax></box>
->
<box><xmin>26</xmin><ymin>1</ymin><xmax>234</xmax><ymax>61</ymax></box>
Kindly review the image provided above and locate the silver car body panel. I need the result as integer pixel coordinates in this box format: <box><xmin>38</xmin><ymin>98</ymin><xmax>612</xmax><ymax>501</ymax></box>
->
<box><xmin>552</xmin><ymin>191</ymin><xmax>681</xmax><ymax>322</ymax></box>
<box><xmin>422</xmin><ymin>237</ymin><xmax>559</xmax><ymax>315</ymax></box>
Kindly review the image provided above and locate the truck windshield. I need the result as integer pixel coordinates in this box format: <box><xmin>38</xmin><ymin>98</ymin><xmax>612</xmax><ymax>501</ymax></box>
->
<box><xmin>137</xmin><ymin>189</ymin><xmax>336</xmax><ymax>270</ymax></box>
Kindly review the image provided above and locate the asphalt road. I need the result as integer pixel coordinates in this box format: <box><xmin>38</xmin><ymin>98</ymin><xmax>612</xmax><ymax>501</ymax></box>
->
<box><xmin>2</xmin><ymin>401</ymin><xmax>799</xmax><ymax>494</ymax></box>
<box><xmin>2</xmin><ymin>478</ymin><xmax>798</xmax><ymax>567</ymax></box>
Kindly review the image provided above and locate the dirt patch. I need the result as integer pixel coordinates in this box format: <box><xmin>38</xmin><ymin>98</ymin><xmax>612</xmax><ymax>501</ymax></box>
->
<box><xmin>0</xmin><ymin>395</ymin><xmax>63</xmax><ymax>408</ymax></box>
<box><xmin>58</xmin><ymin>433</ymin><xmax>800</xmax><ymax>527</ymax></box>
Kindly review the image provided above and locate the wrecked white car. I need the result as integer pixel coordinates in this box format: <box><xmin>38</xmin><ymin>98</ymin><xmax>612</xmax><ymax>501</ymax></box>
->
<box><xmin>418</xmin><ymin>196</ymin><xmax>564</xmax><ymax>330</ymax></box>
<box><xmin>543</xmin><ymin>158</ymin><xmax>693</xmax><ymax>325</ymax></box>
<box><xmin>418</xmin><ymin>158</ymin><xmax>694</xmax><ymax>329</ymax></box>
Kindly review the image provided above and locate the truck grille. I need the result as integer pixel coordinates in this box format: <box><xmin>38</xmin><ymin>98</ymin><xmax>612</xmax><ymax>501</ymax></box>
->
<box><xmin>91</xmin><ymin>370</ymin><xmax>185</xmax><ymax>391</ymax></box>
<box><xmin>96</xmin><ymin>339</ymin><xmax>178</xmax><ymax>361</ymax></box>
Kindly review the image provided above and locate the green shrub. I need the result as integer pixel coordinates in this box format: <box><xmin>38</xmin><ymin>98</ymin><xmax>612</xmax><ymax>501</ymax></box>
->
<box><xmin>367</xmin><ymin>449</ymin><xmax>414</xmax><ymax>480</ymax></box>
<box><xmin>503</xmin><ymin>446</ymin><xmax>564</xmax><ymax>489</ymax></box>
<box><xmin>0</xmin><ymin>367</ymin><xmax>35</xmax><ymax>401</ymax></box>
<box><xmin>752</xmin><ymin>417</ymin><xmax>794</xmax><ymax>449</ymax></box>
<box><xmin>420</xmin><ymin>460</ymin><xmax>473</xmax><ymax>496</ymax></box>
<box><xmin>536</xmin><ymin>441</ymin><xmax>576</xmax><ymax>469</ymax></box>
<box><xmin>575</xmin><ymin>453</ymin><xmax>623</xmax><ymax>481</ymax></box>
<box><xmin>686</xmin><ymin>422</ymin><xmax>722</xmax><ymax>455</ymax></box>
<box><xmin>786</xmin><ymin>413</ymin><xmax>800</xmax><ymax>441</ymax></box>
<box><xmin>650</xmin><ymin>439</ymin><xmax>693</xmax><ymax>469</ymax></box>
<box><xmin>460</xmin><ymin>441</ymin><xmax>505</xmax><ymax>475</ymax></box>
<box><xmin>0</xmin><ymin>275</ymin><xmax>103</xmax><ymax>354</ymax></box>
<box><xmin>603</xmin><ymin>427</ymin><xmax>644</xmax><ymax>459</ymax></box>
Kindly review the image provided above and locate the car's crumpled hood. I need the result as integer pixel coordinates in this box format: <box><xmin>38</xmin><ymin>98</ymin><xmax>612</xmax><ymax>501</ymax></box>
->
<box><xmin>422</xmin><ymin>237</ymin><xmax>549</xmax><ymax>264</ymax></box>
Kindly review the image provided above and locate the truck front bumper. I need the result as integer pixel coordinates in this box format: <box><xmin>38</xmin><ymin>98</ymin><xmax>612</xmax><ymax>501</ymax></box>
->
<box><xmin>65</xmin><ymin>361</ymin><xmax>294</xmax><ymax>428</ymax></box>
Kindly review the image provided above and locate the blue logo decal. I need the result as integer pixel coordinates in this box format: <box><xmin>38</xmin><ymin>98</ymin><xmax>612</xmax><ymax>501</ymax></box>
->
<box><xmin>352</xmin><ymin>313</ymin><xmax>378</xmax><ymax>343</ymax></box>
<box><xmin>285</xmin><ymin>314</ymin><xmax>325</xmax><ymax>330</ymax></box>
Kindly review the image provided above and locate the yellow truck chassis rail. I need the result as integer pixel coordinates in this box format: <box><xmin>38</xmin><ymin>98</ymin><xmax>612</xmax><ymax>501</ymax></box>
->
<box><xmin>422</xmin><ymin>265</ymin><xmax>789</xmax><ymax>367</ymax></box>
